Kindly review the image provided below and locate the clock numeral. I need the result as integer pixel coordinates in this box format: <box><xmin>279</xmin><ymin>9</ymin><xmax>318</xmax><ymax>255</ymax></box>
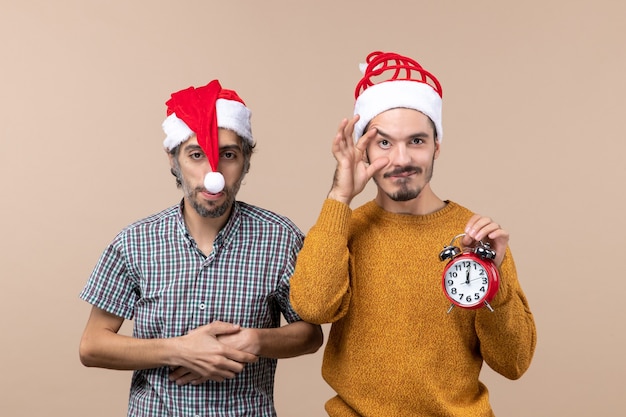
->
<box><xmin>480</xmin><ymin>286</ymin><xmax>485</xmax><ymax>293</ymax></box>
<box><xmin>454</xmin><ymin>261</ymin><xmax>471</xmax><ymax>271</ymax></box>
<box><xmin>451</xmin><ymin>288</ymin><xmax>457</xmax><ymax>294</ymax></box>
<box><xmin>482</xmin><ymin>278</ymin><xmax>488</xmax><ymax>285</ymax></box>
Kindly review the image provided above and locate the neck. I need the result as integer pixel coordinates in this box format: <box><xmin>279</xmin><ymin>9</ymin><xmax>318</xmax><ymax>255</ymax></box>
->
<box><xmin>182</xmin><ymin>199</ymin><xmax>232</xmax><ymax>254</ymax></box>
<box><xmin>375</xmin><ymin>185</ymin><xmax>445</xmax><ymax>216</ymax></box>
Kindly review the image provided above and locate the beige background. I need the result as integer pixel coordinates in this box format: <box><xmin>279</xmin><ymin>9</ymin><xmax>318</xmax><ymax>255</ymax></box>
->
<box><xmin>1</xmin><ymin>0</ymin><xmax>624</xmax><ymax>415</ymax></box>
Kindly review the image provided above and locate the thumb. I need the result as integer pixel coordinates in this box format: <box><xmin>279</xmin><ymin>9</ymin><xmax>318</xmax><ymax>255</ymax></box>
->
<box><xmin>206</xmin><ymin>321</ymin><xmax>241</xmax><ymax>337</ymax></box>
<box><xmin>366</xmin><ymin>157</ymin><xmax>389</xmax><ymax>178</ymax></box>
<box><xmin>460</xmin><ymin>234</ymin><xmax>477</xmax><ymax>249</ymax></box>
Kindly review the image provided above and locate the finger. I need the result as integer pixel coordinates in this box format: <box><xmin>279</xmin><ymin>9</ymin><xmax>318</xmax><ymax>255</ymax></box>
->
<box><xmin>464</xmin><ymin>216</ymin><xmax>495</xmax><ymax>241</ymax></box>
<box><xmin>204</xmin><ymin>357</ymin><xmax>247</xmax><ymax>381</ymax></box>
<box><xmin>174</xmin><ymin>372</ymin><xmax>204</xmax><ymax>385</ymax></box>
<box><xmin>174</xmin><ymin>357</ymin><xmax>246</xmax><ymax>385</ymax></box>
<box><xmin>478</xmin><ymin>223</ymin><xmax>502</xmax><ymax>242</ymax></box>
<box><xmin>169</xmin><ymin>366</ymin><xmax>191</xmax><ymax>381</ymax></box>
<box><xmin>225</xmin><ymin>347</ymin><xmax>259</xmax><ymax>364</ymax></box>
<box><xmin>487</xmin><ymin>228</ymin><xmax>509</xmax><ymax>242</ymax></box>
<box><xmin>177</xmin><ymin>370</ymin><xmax>230</xmax><ymax>385</ymax></box>
<box><xmin>354</xmin><ymin>126</ymin><xmax>378</xmax><ymax>155</ymax></box>
<box><xmin>190</xmin><ymin>377</ymin><xmax>211</xmax><ymax>385</ymax></box>
<box><xmin>188</xmin><ymin>367</ymin><xmax>237</xmax><ymax>384</ymax></box>
<box><xmin>365</xmin><ymin>156</ymin><xmax>389</xmax><ymax>178</ymax></box>
<box><xmin>464</xmin><ymin>214</ymin><xmax>485</xmax><ymax>235</ymax></box>
<box><xmin>207</xmin><ymin>321</ymin><xmax>241</xmax><ymax>336</ymax></box>
<box><xmin>332</xmin><ymin>118</ymin><xmax>356</xmax><ymax>158</ymax></box>
<box><xmin>344</xmin><ymin>114</ymin><xmax>360</xmax><ymax>143</ymax></box>
<box><xmin>332</xmin><ymin>120</ymin><xmax>349</xmax><ymax>153</ymax></box>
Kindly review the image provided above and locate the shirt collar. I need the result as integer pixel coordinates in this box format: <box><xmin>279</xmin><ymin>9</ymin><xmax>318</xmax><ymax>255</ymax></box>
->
<box><xmin>175</xmin><ymin>199</ymin><xmax>242</xmax><ymax>250</ymax></box>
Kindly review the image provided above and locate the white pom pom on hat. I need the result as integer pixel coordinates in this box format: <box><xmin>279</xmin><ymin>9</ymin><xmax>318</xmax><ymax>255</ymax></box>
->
<box><xmin>204</xmin><ymin>172</ymin><xmax>226</xmax><ymax>194</ymax></box>
<box><xmin>352</xmin><ymin>51</ymin><xmax>443</xmax><ymax>143</ymax></box>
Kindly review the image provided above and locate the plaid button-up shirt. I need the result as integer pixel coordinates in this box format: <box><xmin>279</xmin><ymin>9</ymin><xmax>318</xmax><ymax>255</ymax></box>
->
<box><xmin>80</xmin><ymin>200</ymin><xmax>305</xmax><ymax>417</ymax></box>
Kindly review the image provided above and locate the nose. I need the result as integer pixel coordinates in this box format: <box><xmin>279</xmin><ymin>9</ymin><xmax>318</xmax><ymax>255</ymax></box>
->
<box><xmin>390</xmin><ymin>143</ymin><xmax>411</xmax><ymax>165</ymax></box>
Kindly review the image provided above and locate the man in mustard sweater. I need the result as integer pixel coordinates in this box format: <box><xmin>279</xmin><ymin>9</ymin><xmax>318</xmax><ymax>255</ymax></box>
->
<box><xmin>289</xmin><ymin>51</ymin><xmax>537</xmax><ymax>416</ymax></box>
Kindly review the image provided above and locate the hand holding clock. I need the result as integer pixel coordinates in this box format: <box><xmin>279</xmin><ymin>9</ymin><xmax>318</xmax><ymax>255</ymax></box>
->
<box><xmin>439</xmin><ymin>214</ymin><xmax>507</xmax><ymax>311</ymax></box>
<box><xmin>461</xmin><ymin>214</ymin><xmax>509</xmax><ymax>268</ymax></box>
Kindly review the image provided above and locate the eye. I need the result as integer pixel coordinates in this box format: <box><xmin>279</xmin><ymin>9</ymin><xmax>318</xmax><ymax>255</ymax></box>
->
<box><xmin>378</xmin><ymin>139</ymin><xmax>391</xmax><ymax>149</ymax></box>
<box><xmin>410</xmin><ymin>137</ymin><xmax>424</xmax><ymax>145</ymax></box>
<box><xmin>221</xmin><ymin>151</ymin><xmax>237</xmax><ymax>160</ymax></box>
<box><xmin>190</xmin><ymin>151</ymin><xmax>205</xmax><ymax>160</ymax></box>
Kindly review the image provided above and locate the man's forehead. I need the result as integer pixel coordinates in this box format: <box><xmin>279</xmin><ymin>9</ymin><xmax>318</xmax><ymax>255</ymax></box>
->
<box><xmin>372</xmin><ymin>107</ymin><xmax>432</xmax><ymax>122</ymax></box>
<box><xmin>368</xmin><ymin>109</ymin><xmax>436</xmax><ymax>137</ymax></box>
<box><xmin>181</xmin><ymin>131</ymin><xmax>242</xmax><ymax>150</ymax></box>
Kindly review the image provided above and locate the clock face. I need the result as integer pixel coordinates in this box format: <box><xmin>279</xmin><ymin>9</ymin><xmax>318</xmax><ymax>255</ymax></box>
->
<box><xmin>443</xmin><ymin>257</ymin><xmax>491</xmax><ymax>308</ymax></box>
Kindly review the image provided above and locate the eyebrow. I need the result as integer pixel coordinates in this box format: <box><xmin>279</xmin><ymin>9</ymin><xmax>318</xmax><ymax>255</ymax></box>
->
<box><xmin>374</xmin><ymin>128</ymin><xmax>431</xmax><ymax>140</ymax></box>
<box><xmin>183</xmin><ymin>144</ymin><xmax>203</xmax><ymax>152</ymax></box>
<box><xmin>182</xmin><ymin>143</ymin><xmax>242</xmax><ymax>153</ymax></box>
<box><xmin>219</xmin><ymin>144</ymin><xmax>242</xmax><ymax>152</ymax></box>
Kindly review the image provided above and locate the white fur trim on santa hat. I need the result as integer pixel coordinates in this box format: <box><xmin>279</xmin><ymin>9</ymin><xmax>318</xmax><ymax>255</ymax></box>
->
<box><xmin>215</xmin><ymin>98</ymin><xmax>253</xmax><ymax>144</ymax></box>
<box><xmin>162</xmin><ymin>113</ymin><xmax>194</xmax><ymax>151</ymax></box>
<box><xmin>353</xmin><ymin>80</ymin><xmax>443</xmax><ymax>143</ymax></box>
<box><xmin>161</xmin><ymin>99</ymin><xmax>254</xmax><ymax>150</ymax></box>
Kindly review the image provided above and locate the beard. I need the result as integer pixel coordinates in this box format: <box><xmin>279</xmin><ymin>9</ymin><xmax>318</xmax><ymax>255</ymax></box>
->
<box><xmin>191</xmin><ymin>184</ymin><xmax>240</xmax><ymax>218</ymax></box>
<box><xmin>389</xmin><ymin>183</ymin><xmax>422</xmax><ymax>201</ymax></box>
<box><xmin>375</xmin><ymin>158</ymin><xmax>435</xmax><ymax>202</ymax></box>
<box><xmin>178</xmin><ymin>173</ymin><xmax>243</xmax><ymax>218</ymax></box>
<box><xmin>190</xmin><ymin>191</ymin><xmax>233</xmax><ymax>218</ymax></box>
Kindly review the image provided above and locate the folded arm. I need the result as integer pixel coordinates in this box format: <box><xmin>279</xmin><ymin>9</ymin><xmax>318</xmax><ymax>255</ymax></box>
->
<box><xmin>168</xmin><ymin>320</ymin><xmax>323</xmax><ymax>385</ymax></box>
<box><xmin>79</xmin><ymin>306</ymin><xmax>258</xmax><ymax>382</ymax></box>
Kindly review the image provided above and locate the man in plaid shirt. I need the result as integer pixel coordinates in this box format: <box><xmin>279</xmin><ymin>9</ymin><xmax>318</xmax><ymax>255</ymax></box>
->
<box><xmin>79</xmin><ymin>80</ymin><xmax>323</xmax><ymax>417</ymax></box>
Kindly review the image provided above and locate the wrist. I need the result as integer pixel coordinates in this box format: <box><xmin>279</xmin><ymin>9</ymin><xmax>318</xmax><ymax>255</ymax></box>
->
<box><xmin>243</xmin><ymin>328</ymin><xmax>263</xmax><ymax>356</ymax></box>
<box><xmin>165</xmin><ymin>335</ymin><xmax>185</xmax><ymax>368</ymax></box>
<box><xmin>327</xmin><ymin>189</ymin><xmax>352</xmax><ymax>205</ymax></box>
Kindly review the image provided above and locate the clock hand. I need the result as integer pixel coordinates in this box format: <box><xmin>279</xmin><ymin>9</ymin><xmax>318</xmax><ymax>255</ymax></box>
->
<box><xmin>465</xmin><ymin>268</ymin><xmax>470</xmax><ymax>284</ymax></box>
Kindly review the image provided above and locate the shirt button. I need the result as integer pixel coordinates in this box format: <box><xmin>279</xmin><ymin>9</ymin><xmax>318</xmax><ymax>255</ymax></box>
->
<box><xmin>199</xmin><ymin>303</ymin><xmax>206</xmax><ymax>310</ymax></box>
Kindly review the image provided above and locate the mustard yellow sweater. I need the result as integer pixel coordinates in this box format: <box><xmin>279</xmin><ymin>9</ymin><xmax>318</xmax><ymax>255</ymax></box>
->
<box><xmin>290</xmin><ymin>199</ymin><xmax>536</xmax><ymax>417</ymax></box>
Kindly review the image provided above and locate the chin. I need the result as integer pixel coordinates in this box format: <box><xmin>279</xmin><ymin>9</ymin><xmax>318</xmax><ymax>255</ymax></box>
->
<box><xmin>389</xmin><ymin>187</ymin><xmax>422</xmax><ymax>202</ymax></box>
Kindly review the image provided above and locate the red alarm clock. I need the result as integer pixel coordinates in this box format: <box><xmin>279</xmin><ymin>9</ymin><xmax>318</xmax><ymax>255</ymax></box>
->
<box><xmin>439</xmin><ymin>233</ymin><xmax>500</xmax><ymax>313</ymax></box>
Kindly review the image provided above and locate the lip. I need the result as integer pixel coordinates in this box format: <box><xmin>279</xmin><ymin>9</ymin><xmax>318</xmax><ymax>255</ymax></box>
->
<box><xmin>388</xmin><ymin>170</ymin><xmax>417</xmax><ymax>179</ymax></box>
<box><xmin>200</xmin><ymin>190</ymin><xmax>224</xmax><ymax>200</ymax></box>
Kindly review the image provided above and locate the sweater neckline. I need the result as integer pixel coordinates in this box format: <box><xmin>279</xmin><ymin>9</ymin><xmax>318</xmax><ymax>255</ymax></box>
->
<box><xmin>360</xmin><ymin>200</ymin><xmax>457</xmax><ymax>225</ymax></box>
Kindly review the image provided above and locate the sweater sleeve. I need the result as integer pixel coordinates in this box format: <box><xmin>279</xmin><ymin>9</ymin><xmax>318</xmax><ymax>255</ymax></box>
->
<box><xmin>289</xmin><ymin>199</ymin><xmax>352</xmax><ymax>324</ymax></box>
<box><xmin>475</xmin><ymin>249</ymin><xmax>537</xmax><ymax>380</ymax></box>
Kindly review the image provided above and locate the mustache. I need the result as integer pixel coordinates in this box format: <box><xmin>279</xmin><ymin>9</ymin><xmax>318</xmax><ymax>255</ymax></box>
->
<box><xmin>195</xmin><ymin>185</ymin><xmax>225</xmax><ymax>192</ymax></box>
<box><xmin>383</xmin><ymin>166</ymin><xmax>422</xmax><ymax>178</ymax></box>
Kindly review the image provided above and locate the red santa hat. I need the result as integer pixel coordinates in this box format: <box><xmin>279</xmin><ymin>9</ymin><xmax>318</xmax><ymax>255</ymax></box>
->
<box><xmin>353</xmin><ymin>51</ymin><xmax>443</xmax><ymax>142</ymax></box>
<box><xmin>162</xmin><ymin>80</ymin><xmax>253</xmax><ymax>193</ymax></box>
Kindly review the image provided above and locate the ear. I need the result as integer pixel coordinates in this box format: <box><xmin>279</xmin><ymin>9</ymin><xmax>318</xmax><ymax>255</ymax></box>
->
<box><xmin>434</xmin><ymin>140</ymin><xmax>441</xmax><ymax>159</ymax></box>
<box><xmin>166</xmin><ymin>148</ymin><xmax>176</xmax><ymax>168</ymax></box>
